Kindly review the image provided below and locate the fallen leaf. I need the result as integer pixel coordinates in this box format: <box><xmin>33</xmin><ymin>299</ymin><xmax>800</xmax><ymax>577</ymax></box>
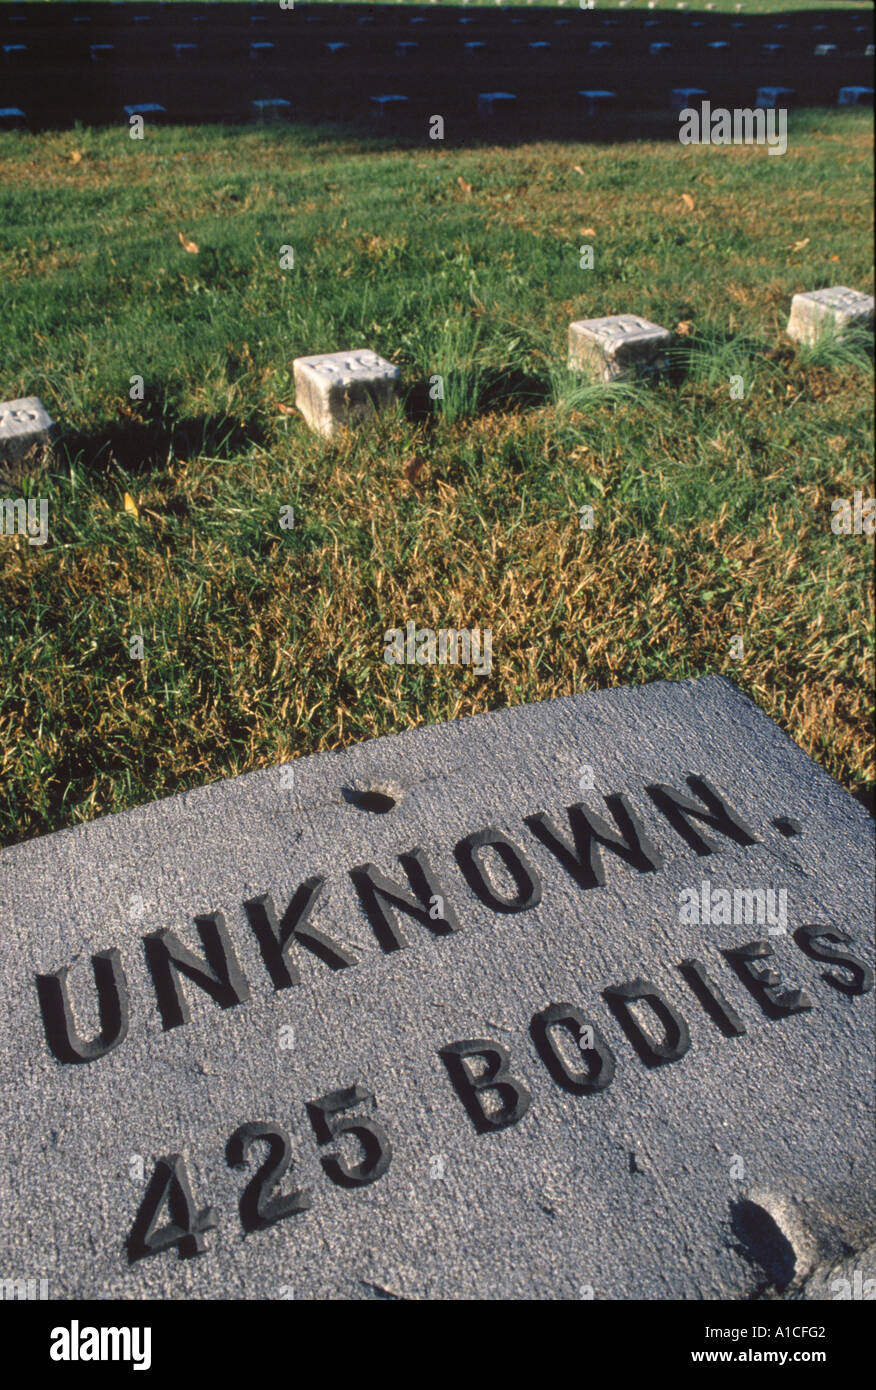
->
<box><xmin>829</xmin><ymin>253</ymin><xmax>839</xmax><ymax>262</ymax></box>
<box><xmin>675</xmin><ymin>321</ymin><xmax>693</xmax><ymax>336</ymax></box>
<box><xmin>580</xmin><ymin>227</ymin><xmax>596</xmax><ymax>237</ymax></box>
<box><xmin>69</xmin><ymin>150</ymin><xmax>82</xmax><ymax>165</ymax></box>
<box><xmin>457</xmin><ymin>176</ymin><xmax>472</xmax><ymax>195</ymax></box>
<box><xmin>276</xmin><ymin>403</ymin><xmax>296</xmax><ymax>415</ymax></box>
<box><xmin>573</xmin><ymin>164</ymin><xmax>586</xmax><ymax>176</ymax></box>
<box><xmin>789</xmin><ymin>237</ymin><xmax>810</xmax><ymax>252</ymax></box>
<box><xmin>178</xmin><ymin>231</ymin><xmax>199</xmax><ymax>254</ymax></box>
<box><xmin>404</xmin><ymin>457</ymin><xmax>427</xmax><ymax>485</ymax></box>
<box><xmin>681</xmin><ymin>192</ymin><xmax>695</xmax><ymax>211</ymax></box>
<box><xmin>123</xmin><ymin>492</ymin><xmax>139</xmax><ymax>518</ymax></box>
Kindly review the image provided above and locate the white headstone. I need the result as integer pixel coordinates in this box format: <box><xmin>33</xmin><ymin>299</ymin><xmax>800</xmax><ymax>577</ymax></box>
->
<box><xmin>671</xmin><ymin>88</ymin><xmax>708</xmax><ymax>113</ymax></box>
<box><xmin>786</xmin><ymin>287</ymin><xmax>875</xmax><ymax>347</ymax></box>
<box><xmin>251</xmin><ymin>99</ymin><xmax>291</xmax><ymax>121</ymax></box>
<box><xmin>814</xmin><ymin>44</ymin><xmax>838</xmax><ymax>57</ymax></box>
<box><xmin>837</xmin><ymin>87</ymin><xmax>873</xmax><ymax>106</ymax></box>
<box><xmin>578</xmin><ymin>90</ymin><xmax>616</xmax><ymax>116</ymax></box>
<box><xmin>123</xmin><ymin>104</ymin><xmax>166</xmax><ymax>121</ymax></box>
<box><xmin>293</xmin><ymin>350</ymin><xmax>401</xmax><ymax>439</ymax></box>
<box><xmin>478</xmin><ymin>92</ymin><xmax>517</xmax><ymax>116</ymax></box>
<box><xmin>568</xmin><ymin>316</ymin><xmax>672</xmax><ymax>383</ymax></box>
<box><xmin>756</xmin><ymin>87</ymin><xmax>794</xmax><ymax>109</ymax></box>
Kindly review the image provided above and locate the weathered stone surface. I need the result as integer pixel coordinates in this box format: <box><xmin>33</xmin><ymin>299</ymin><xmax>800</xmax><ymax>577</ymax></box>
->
<box><xmin>786</xmin><ymin>286</ymin><xmax>875</xmax><ymax>347</ymax></box>
<box><xmin>0</xmin><ymin>677</ymin><xmax>873</xmax><ymax>1300</ymax></box>
<box><xmin>293</xmin><ymin>349</ymin><xmax>400</xmax><ymax>438</ymax></box>
<box><xmin>568</xmin><ymin>314</ymin><xmax>671</xmax><ymax>382</ymax></box>
<box><xmin>0</xmin><ymin>396</ymin><xmax>55</xmax><ymax>479</ymax></box>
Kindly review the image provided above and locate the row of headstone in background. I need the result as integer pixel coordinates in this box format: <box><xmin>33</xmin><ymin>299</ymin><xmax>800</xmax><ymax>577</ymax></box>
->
<box><xmin>3</xmin><ymin>290</ymin><xmax>872</xmax><ymax>460</ymax></box>
<box><xmin>4</xmin><ymin>36</ymin><xmax>874</xmax><ymax>57</ymax></box>
<box><xmin>5</xmin><ymin>41</ymin><xmax>873</xmax><ymax>67</ymax></box>
<box><xmin>6</xmin><ymin>84</ymin><xmax>871</xmax><ymax>130</ymax></box>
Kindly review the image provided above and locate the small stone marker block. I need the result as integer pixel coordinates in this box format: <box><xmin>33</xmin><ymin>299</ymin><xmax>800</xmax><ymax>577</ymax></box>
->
<box><xmin>761</xmin><ymin>44</ymin><xmax>785</xmax><ymax>55</ymax></box>
<box><xmin>578</xmin><ymin>89</ymin><xmax>616</xmax><ymax>116</ymax></box>
<box><xmin>2</xmin><ymin>44</ymin><xmax>27</xmax><ymax>59</ymax></box>
<box><xmin>250</xmin><ymin>42</ymin><xmax>275</xmax><ymax>58</ymax></box>
<box><xmin>650</xmin><ymin>42</ymin><xmax>672</xmax><ymax>55</ymax></box>
<box><xmin>464</xmin><ymin>41</ymin><xmax>487</xmax><ymax>54</ymax></box>
<box><xmin>369</xmin><ymin>94</ymin><xmax>409</xmax><ymax>119</ymax></box>
<box><xmin>708</xmin><ymin>41</ymin><xmax>730</xmax><ymax>50</ymax></box>
<box><xmin>837</xmin><ymin>87</ymin><xmax>874</xmax><ymax>106</ymax></box>
<box><xmin>814</xmin><ymin>44</ymin><xmax>838</xmax><ymax>56</ymax></box>
<box><xmin>529</xmin><ymin>42</ymin><xmax>552</xmax><ymax>52</ymax></box>
<box><xmin>123</xmin><ymin>104</ymin><xmax>166</xmax><ymax>122</ymax></box>
<box><xmin>0</xmin><ymin>396</ymin><xmax>55</xmax><ymax>474</ymax></box>
<box><xmin>0</xmin><ymin>677</ymin><xmax>873</xmax><ymax>1299</ymax></box>
<box><xmin>671</xmin><ymin>87</ymin><xmax>708</xmax><ymax>112</ymax></box>
<box><xmin>293</xmin><ymin>349</ymin><xmax>400</xmax><ymax>438</ymax></box>
<box><xmin>90</xmin><ymin>44</ymin><xmax>114</xmax><ymax>61</ymax></box>
<box><xmin>251</xmin><ymin>98</ymin><xmax>291</xmax><ymax>121</ymax></box>
<box><xmin>786</xmin><ymin>286</ymin><xmax>875</xmax><ymax>347</ymax></box>
<box><xmin>589</xmin><ymin>41</ymin><xmax>613</xmax><ymax>53</ymax></box>
<box><xmin>866</xmin><ymin>45</ymin><xmax>875</xmax><ymax>59</ymax></box>
<box><xmin>478</xmin><ymin>91</ymin><xmax>517</xmax><ymax>116</ymax></box>
<box><xmin>395</xmin><ymin>42</ymin><xmax>419</xmax><ymax>55</ymax></box>
<box><xmin>569</xmin><ymin>315</ymin><xmax>671</xmax><ymax>382</ymax></box>
<box><xmin>0</xmin><ymin>107</ymin><xmax>26</xmax><ymax>129</ymax></box>
<box><xmin>173</xmin><ymin>43</ymin><xmax>198</xmax><ymax>58</ymax></box>
<box><xmin>325</xmin><ymin>43</ymin><xmax>350</xmax><ymax>53</ymax></box>
<box><xmin>756</xmin><ymin>86</ymin><xmax>794</xmax><ymax>108</ymax></box>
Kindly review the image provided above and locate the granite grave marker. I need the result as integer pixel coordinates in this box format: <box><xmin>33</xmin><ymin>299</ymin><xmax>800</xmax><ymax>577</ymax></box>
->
<box><xmin>0</xmin><ymin>677</ymin><xmax>873</xmax><ymax>1299</ymax></box>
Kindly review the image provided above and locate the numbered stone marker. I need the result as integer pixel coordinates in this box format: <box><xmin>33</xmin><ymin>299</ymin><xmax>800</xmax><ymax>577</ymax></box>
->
<box><xmin>786</xmin><ymin>287</ymin><xmax>875</xmax><ymax>347</ymax></box>
<box><xmin>0</xmin><ymin>395</ymin><xmax>55</xmax><ymax>468</ymax></box>
<box><xmin>0</xmin><ymin>677</ymin><xmax>873</xmax><ymax>1298</ymax></box>
<box><xmin>568</xmin><ymin>315</ymin><xmax>671</xmax><ymax>383</ymax></box>
<box><xmin>293</xmin><ymin>349</ymin><xmax>401</xmax><ymax>438</ymax></box>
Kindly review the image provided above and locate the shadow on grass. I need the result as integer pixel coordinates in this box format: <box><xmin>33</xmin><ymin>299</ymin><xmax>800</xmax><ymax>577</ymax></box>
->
<box><xmin>53</xmin><ymin>405</ymin><xmax>268</xmax><ymax>479</ymax></box>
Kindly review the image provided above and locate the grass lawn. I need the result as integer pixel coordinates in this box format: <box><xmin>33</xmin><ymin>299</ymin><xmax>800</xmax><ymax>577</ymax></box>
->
<box><xmin>0</xmin><ymin>107</ymin><xmax>873</xmax><ymax>845</ymax></box>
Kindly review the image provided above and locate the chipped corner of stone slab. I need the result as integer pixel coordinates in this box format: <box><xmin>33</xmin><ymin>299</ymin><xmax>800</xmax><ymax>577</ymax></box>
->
<box><xmin>292</xmin><ymin>348</ymin><xmax>401</xmax><ymax>438</ymax></box>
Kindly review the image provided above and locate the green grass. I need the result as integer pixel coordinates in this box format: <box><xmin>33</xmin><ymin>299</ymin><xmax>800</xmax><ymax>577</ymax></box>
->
<box><xmin>0</xmin><ymin>108</ymin><xmax>873</xmax><ymax>845</ymax></box>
